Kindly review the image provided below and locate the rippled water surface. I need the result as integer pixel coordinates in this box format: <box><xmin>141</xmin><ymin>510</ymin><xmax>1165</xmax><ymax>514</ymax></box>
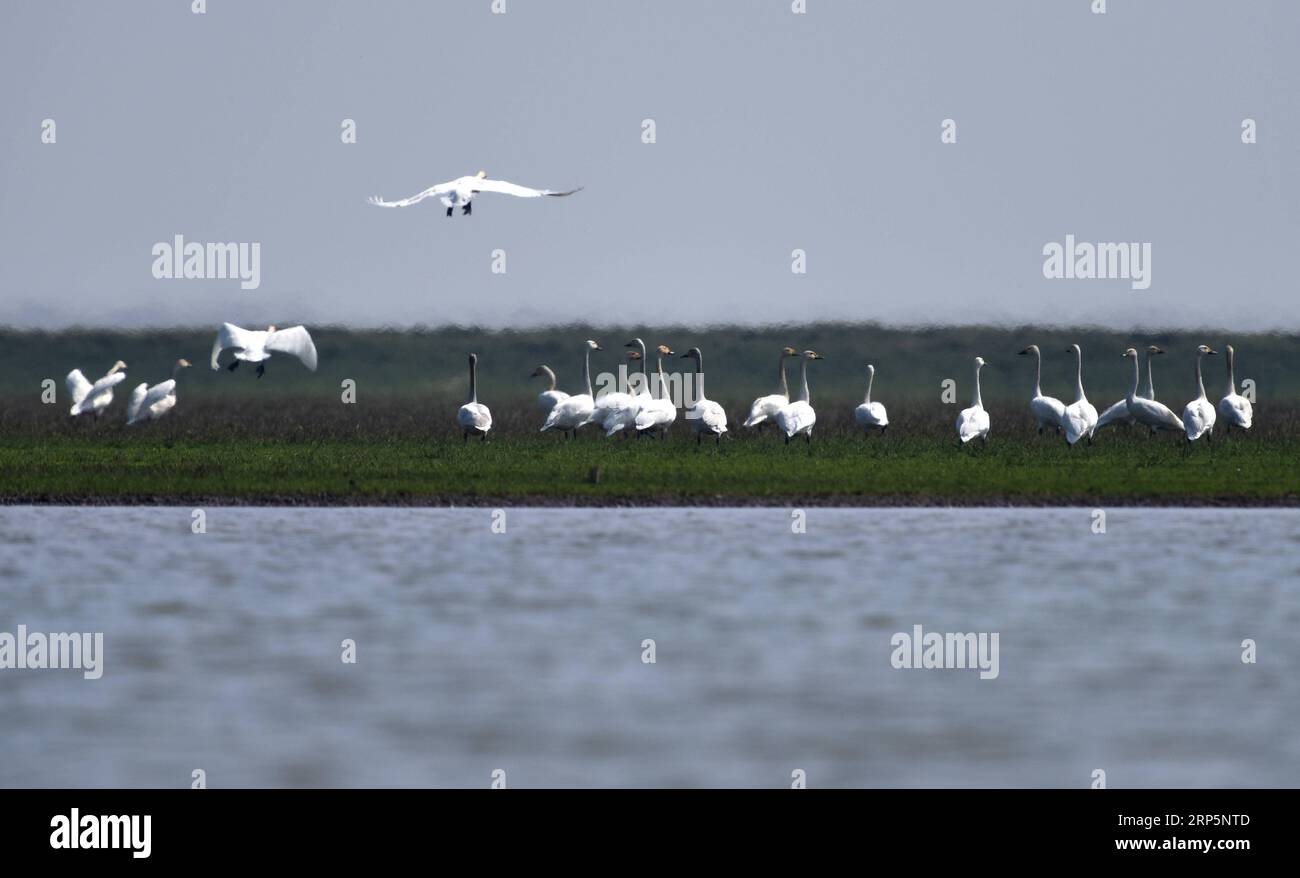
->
<box><xmin>1</xmin><ymin>506</ymin><xmax>1297</xmax><ymax>787</ymax></box>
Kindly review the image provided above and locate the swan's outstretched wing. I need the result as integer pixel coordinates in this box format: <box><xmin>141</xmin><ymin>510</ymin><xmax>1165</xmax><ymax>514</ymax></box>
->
<box><xmin>211</xmin><ymin>322</ymin><xmax>255</xmax><ymax>370</ymax></box>
<box><xmin>66</xmin><ymin>369</ymin><xmax>92</xmax><ymax>405</ymax></box>
<box><xmin>1094</xmin><ymin>399</ymin><xmax>1130</xmax><ymax>429</ymax></box>
<box><xmin>71</xmin><ymin>370</ymin><xmax>127</xmax><ymax>415</ymax></box>
<box><xmin>367</xmin><ymin>180</ymin><xmax>456</xmax><ymax>208</ymax></box>
<box><xmin>126</xmin><ymin>382</ymin><xmax>150</xmax><ymax>423</ymax></box>
<box><xmin>265</xmin><ymin>326</ymin><xmax>318</xmax><ymax>371</ymax></box>
<box><xmin>472</xmin><ymin>178</ymin><xmax>583</xmax><ymax>199</ymax></box>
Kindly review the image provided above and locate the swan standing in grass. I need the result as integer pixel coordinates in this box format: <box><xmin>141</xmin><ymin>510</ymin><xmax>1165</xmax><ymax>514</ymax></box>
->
<box><xmin>681</xmin><ymin>347</ymin><xmax>728</xmax><ymax>444</ymax></box>
<box><xmin>956</xmin><ymin>357</ymin><xmax>990</xmax><ymax>444</ymax></box>
<box><xmin>66</xmin><ymin>360</ymin><xmax>127</xmax><ymax>418</ymax></box>
<box><xmin>743</xmin><ymin>346</ymin><xmax>798</xmax><ymax>428</ymax></box>
<box><xmin>1017</xmin><ymin>345</ymin><xmax>1065</xmax><ymax>435</ymax></box>
<box><xmin>530</xmin><ymin>365</ymin><xmax>569</xmax><ymax>414</ymax></box>
<box><xmin>776</xmin><ymin>350</ymin><xmax>824</xmax><ymax>444</ymax></box>
<box><xmin>367</xmin><ymin>171</ymin><xmax>582</xmax><ymax>217</ymax></box>
<box><xmin>1218</xmin><ymin>344</ymin><xmax>1253</xmax><ymax>433</ymax></box>
<box><xmin>1096</xmin><ymin>345</ymin><xmax>1173</xmax><ymax>431</ymax></box>
<box><xmin>597</xmin><ymin>340</ymin><xmax>653</xmax><ymax>437</ymax></box>
<box><xmin>211</xmin><ymin>323</ymin><xmax>318</xmax><ymax>377</ymax></box>
<box><xmin>457</xmin><ymin>353</ymin><xmax>492</xmax><ymax>442</ymax></box>
<box><xmin>541</xmin><ymin>340</ymin><xmax>600</xmax><ymax>437</ymax></box>
<box><xmin>126</xmin><ymin>359</ymin><xmax>191</xmax><ymax>424</ymax></box>
<box><xmin>1061</xmin><ymin>344</ymin><xmax>1099</xmax><ymax>446</ymax></box>
<box><xmin>634</xmin><ymin>345</ymin><xmax>678</xmax><ymax>438</ymax></box>
<box><xmin>1118</xmin><ymin>348</ymin><xmax>1185</xmax><ymax>434</ymax></box>
<box><xmin>853</xmin><ymin>364</ymin><xmax>889</xmax><ymax>436</ymax></box>
<box><xmin>1182</xmin><ymin>345</ymin><xmax>1218</xmax><ymax>443</ymax></box>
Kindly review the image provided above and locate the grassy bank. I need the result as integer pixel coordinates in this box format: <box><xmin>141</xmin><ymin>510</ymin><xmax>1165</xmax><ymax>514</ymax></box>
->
<box><xmin>1</xmin><ymin>401</ymin><xmax>1295</xmax><ymax>505</ymax></box>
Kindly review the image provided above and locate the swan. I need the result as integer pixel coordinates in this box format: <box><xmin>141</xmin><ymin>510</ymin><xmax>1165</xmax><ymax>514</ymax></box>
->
<box><xmin>597</xmin><ymin>340</ymin><xmax>652</xmax><ymax>437</ymax></box>
<box><xmin>367</xmin><ymin>171</ymin><xmax>582</xmax><ymax>217</ymax></box>
<box><xmin>1061</xmin><ymin>343</ymin><xmax>1099</xmax><ymax>446</ymax></box>
<box><xmin>955</xmin><ymin>357</ymin><xmax>990</xmax><ymax>444</ymax></box>
<box><xmin>1181</xmin><ymin>345</ymin><xmax>1218</xmax><ymax>442</ymax></box>
<box><xmin>530</xmin><ymin>365</ymin><xmax>569</xmax><ymax>414</ymax></box>
<box><xmin>743</xmin><ymin>346</ymin><xmax>798</xmax><ymax>428</ymax></box>
<box><xmin>1117</xmin><ymin>348</ymin><xmax>1184</xmax><ymax>433</ymax></box>
<box><xmin>1218</xmin><ymin>344</ymin><xmax>1253</xmax><ymax>432</ymax></box>
<box><xmin>776</xmin><ymin>350</ymin><xmax>823</xmax><ymax>444</ymax></box>
<box><xmin>1095</xmin><ymin>345</ymin><xmax>1166</xmax><ymax>430</ymax></box>
<box><xmin>541</xmin><ymin>340</ymin><xmax>600</xmax><ymax>438</ymax></box>
<box><xmin>634</xmin><ymin>345</ymin><xmax>678</xmax><ymax>438</ymax></box>
<box><xmin>1016</xmin><ymin>345</ymin><xmax>1065</xmax><ymax>434</ymax></box>
<box><xmin>66</xmin><ymin>360</ymin><xmax>127</xmax><ymax>418</ymax></box>
<box><xmin>681</xmin><ymin>347</ymin><xmax>728</xmax><ymax>444</ymax></box>
<box><xmin>853</xmin><ymin>364</ymin><xmax>889</xmax><ymax>436</ymax></box>
<box><xmin>126</xmin><ymin>359</ymin><xmax>191</xmax><ymax>424</ymax></box>
<box><xmin>211</xmin><ymin>323</ymin><xmax>318</xmax><ymax>377</ymax></box>
<box><xmin>457</xmin><ymin>353</ymin><xmax>493</xmax><ymax>441</ymax></box>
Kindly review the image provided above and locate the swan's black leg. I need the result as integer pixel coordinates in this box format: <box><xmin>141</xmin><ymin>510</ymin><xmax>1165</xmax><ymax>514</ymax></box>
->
<box><xmin>462</xmin><ymin>431</ymin><xmax>468</xmax><ymax>442</ymax></box>
<box><xmin>462</xmin><ymin>202</ymin><xmax>472</xmax><ymax>215</ymax></box>
<box><xmin>784</xmin><ymin>435</ymin><xmax>790</xmax><ymax>446</ymax></box>
<box><xmin>880</xmin><ymin>425</ymin><xmax>888</xmax><ymax>436</ymax></box>
<box><xmin>446</xmin><ymin>206</ymin><xmax>453</xmax><ymax>217</ymax></box>
<box><xmin>256</xmin><ymin>362</ymin><xmax>265</xmax><ymax>379</ymax></box>
<box><xmin>696</xmin><ymin>433</ymin><xmax>702</xmax><ymax>446</ymax></box>
<box><xmin>227</xmin><ymin>360</ymin><xmax>240</xmax><ymax>372</ymax></box>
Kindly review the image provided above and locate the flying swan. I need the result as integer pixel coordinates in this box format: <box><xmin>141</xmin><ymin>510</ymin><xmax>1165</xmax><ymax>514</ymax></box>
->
<box><xmin>211</xmin><ymin>324</ymin><xmax>318</xmax><ymax>377</ymax></box>
<box><xmin>367</xmin><ymin>171</ymin><xmax>582</xmax><ymax>217</ymax></box>
<box><xmin>127</xmin><ymin>359</ymin><xmax>192</xmax><ymax>425</ymax></box>
<box><xmin>66</xmin><ymin>360</ymin><xmax>128</xmax><ymax>418</ymax></box>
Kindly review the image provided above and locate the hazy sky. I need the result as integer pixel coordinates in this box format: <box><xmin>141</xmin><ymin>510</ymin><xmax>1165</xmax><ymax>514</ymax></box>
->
<box><xmin>1</xmin><ymin>0</ymin><xmax>1296</xmax><ymax>330</ymax></box>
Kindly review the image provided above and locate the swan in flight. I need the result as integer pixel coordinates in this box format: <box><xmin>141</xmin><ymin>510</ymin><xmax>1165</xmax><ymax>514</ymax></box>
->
<box><xmin>66</xmin><ymin>360</ymin><xmax>127</xmax><ymax>418</ymax></box>
<box><xmin>541</xmin><ymin>340</ymin><xmax>601</xmax><ymax>438</ymax></box>
<box><xmin>681</xmin><ymin>347</ymin><xmax>728</xmax><ymax>444</ymax></box>
<box><xmin>743</xmin><ymin>346</ymin><xmax>798</xmax><ymax>428</ymax></box>
<box><xmin>1017</xmin><ymin>345</ymin><xmax>1065</xmax><ymax>435</ymax></box>
<box><xmin>1095</xmin><ymin>345</ymin><xmax>1166</xmax><ymax>430</ymax></box>
<box><xmin>634</xmin><ymin>345</ymin><xmax>679</xmax><ymax>438</ymax></box>
<box><xmin>126</xmin><ymin>359</ymin><xmax>191</xmax><ymax>425</ymax></box>
<box><xmin>1061</xmin><ymin>344</ymin><xmax>1099</xmax><ymax>446</ymax></box>
<box><xmin>457</xmin><ymin>353</ymin><xmax>493</xmax><ymax>441</ymax></box>
<box><xmin>956</xmin><ymin>357</ymin><xmax>990</xmax><ymax>444</ymax></box>
<box><xmin>853</xmin><ymin>364</ymin><xmax>889</xmax><ymax>436</ymax></box>
<box><xmin>776</xmin><ymin>350</ymin><xmax>824</xmax><ymax>444</ymax></box>
<box><xmin>367</xmin><ymin>171</ymin><xmax>582</xmax><ymax>217</ymax></box>
<box><xmin>211</xmin><ymin>323</ymin><xmax>318</xmax><ymax>377</ymax></box>
<box><xmin>1218</xmin><ymin>344</ymin><xmax>1253</xmax><ymax>433</ymax></box>
<box><xmin>1181</xmin><ymin>345</ymin><xmax>1218</xmax><ymax>442</ymax></box>
<box><xmin>530</xmin><ymin>365</ymin><xmax>569</xmax><ymax>414</ymax></box>
<box><xmin>1117</xmin><ymin>348</ymin><xmax>1184</xmax><ymax>433</ymax></box>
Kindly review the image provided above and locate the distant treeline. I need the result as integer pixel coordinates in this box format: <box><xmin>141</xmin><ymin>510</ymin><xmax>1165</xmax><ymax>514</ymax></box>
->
<box><xmin>0</xmin><ymin>324</ymin><xmax>1294</xmax><ymax>406</ymax></box>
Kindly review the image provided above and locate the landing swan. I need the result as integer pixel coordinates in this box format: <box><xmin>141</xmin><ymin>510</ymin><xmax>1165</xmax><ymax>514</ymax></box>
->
<box><xmin>530</xmin><ymin>365</ymin><xmax>569</xmax><ymax>414</ymax></box>
<box><xmin>541</xmin><ymin>340</ymin><xmax>600</xmax><ymax>438</ymax></box>
<box><xmin>1217</xmin><ymin>344</ymin><xmax>1253</xmax><ymax>432</ymax></box>
<box><xmin>743</xmin><ymin>346</ymin><xmax>798</xmax><ymax>428</ymax></box>
<box><xmin>457</xmin><ymin>353</ymin><xmax>493</xmax><ymax>441</ymax></box>
<box><xmin>211</xmin><ymin>323</ymin><xmax>318</xmax><ymax>377</ymax></box>
<box><xmin>66</xmin><ymin>360</ymin><xmax>127</xmax><ymax>418</ymax></box>
<box><xmin>681</xmin><ymin>347</ymin><xmax>728</xmax><ymax>444</ymax></box>
<box><xmin>853</xmin><ymin>364</ymin><xmax>888</xmax><ymax>436</ymax></box>
<box><xmin>1061</xmin><ymin>344</ymin><xmax>1099</xmax><ymax>446</ymax></box>
<box><xmin>126</xmin><ymin>359</ymin><xmax>192</xmax><ymax>424</ymax></box>
<box><xmin>955</xmin><ymin>357</ymin><xmax>990</xmax><ymax>444</ymax></box>
<box><xmin>1181</xmin><ymin>345</ymin><xmax>1218</xmax><ymax>442</ymax></box>
<box><xmin>368</xmin><ymin>171</ymin><xmax>582</xmax><ymax>217</ymax></box>
<box><xmin>1017</xmin><ymin>345</ymin><xmax>1065</xmax><ymax>434</ymax></box>
<box><xmin>634</xmin><ymin>345</ymin><xmax>678</xmax><ymax>438</ymax></box>
<box><xmin>776</xmin><ymin>350</ymin><xmax>823</xmax><ymax>444</ymax></box>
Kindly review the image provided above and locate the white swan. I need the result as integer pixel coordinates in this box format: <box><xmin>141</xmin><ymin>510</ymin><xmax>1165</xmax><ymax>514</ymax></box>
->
<box><xmin>211</xmin><ymin>323</ymin><xmax>318</xmax><ymax>377</ymax></box>
<box><xmin>66</xmin><ymin>360</ymin><xmax>127</xmax><ymax>418</ymax></box>
<box><xmin>681</xmin><ymin>347</ymin><xmax>728</xmax><ymax>444</ymax></box>
<box><xmin>956</xmin><ymin>357</ymin><xmax>990</xmax><ymax>444</ymax></box>
<box><xmin>1017</xmin><ymin>345</ymin><xmax>1065</xmax><ymax>434</ymax></box>
<box><xmin>776</xmin><ymin>350</ymin><xmax>823</xmax><ymax>444</ymax></box>
<box><xmin>743</xmin><ymin>346</ymin><xmax>798</xmax><ymax>428</ymax></box>
<box><xmin>457</xmin><ymin>353</ymin><xmax>492</xmax><ymax>441</ymax></box>
<box><xmin>1117</xmin><ymin>348</ymin><xmax>1184</xmax><ymax>433</ymax></box>
<box><xmin>126</xmin><ymin>359</ymin><xmax>192</xmax><ymax>424</ymax></box>
<box><xmin>853</xmin><ymin>364</ymin><xmax>889</xmax><ymax>436</ymax></box>
<box><xmin>1218</xmin><ymin>344</ymin><xmax>1253</xmax><ymax>432</ymax></box>
<box><xmin>530</xmin><ymin>365</ymin><xmax>569</xmax><ymax>414</ymax></box>
<box><xmin>634</xmin><ymin>345</ymin><xmax>678</xmax><ymax>438</ymax></box>
<box><xmin>1061</xmin><ymin>343</ymin><xmax>1099</xmax><ymax>446</ymax></box>
<box><xmin>597</xmin><ymin>340</ymin><xmax>652</xmax><ymax>437</ymax></box>
<box><xmin>541</xmin><ymin>340</ymin><xmax>600</xmax><ymax>438</ymax></box>
<box><xmin>1095</xmin><ymin>344</ymin><xmax>1166</xmax><ymax>430</ymax></box>
<box><xmin>1181</xmin><ymin>345</ymin><xmax>1218</xmax><ymax>442</ymax></box>
<box><xmin>367</xmin><ymin>171</ymin><xmax>582</xmax><ymax>217</ymax></box>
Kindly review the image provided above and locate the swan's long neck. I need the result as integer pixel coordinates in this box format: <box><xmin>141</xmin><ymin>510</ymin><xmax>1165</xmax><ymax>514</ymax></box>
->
<box><xmin>656</xmin><ymin>355</ymin><xmax>668</xmax><ymax>400</ymax></box>
<box><xmin>1143</xmin><ymin>355</ymin><xmax>1156</xmax><ymax>399</ymax></box>
<box><xmin>776</xmin><ymin>354</ymin><xmax>790</xmax><ymax>397</ymax></box>
<box><xmin>972</xmin><ymin>362</ymin><xmax>983</xmax><ymax>408</ymax></box>
<box><xmin>582</xmin><ymin>347</ymin><xmax>593</xmax><ymax>397</ymax></box>
<box><xmin>542</xmin><ymin>366</ymin><xmax>557</xmax><ymax>391</ymax></box>
<box><xmin>467</xmin><ymin>359</ymin><xmax>478</xmax><ymax>404</ymax></box>
<box><xmin>1032</xmin><ymin>349</ymin><xmax>1043</xmax><ymax>398</ymax></box>
<box><xmin>863</xmin><ymin>368</ymin><xmax>874</xmax><ymax>405</ymax></box>
<box><xmin>172</xmin><ymin>363</ymin><xmax>185</xmax><ymax>380</ymax></box>
<box><xmin>694</xmin><ymin>353</ymin><xmax>706</xmax><ymax>400</ymax></box>
<box><xmin>796</xmin><ymin>358</ymin><xmax>811</xmax><ymax>404</ymax></box>
<box><xmin>1194</xmin><ymin>352</ymin><xmax>1207</xmax><ymax>401</ymax></box>
<box><xmin>1073</xmin><ymin>348</ymin><xmax>1086</xmax><ymax>403</ymax></box>
<box><xmin>1226</xmin><ymin>348</ymin><xmax>1237</xmax><ymax>396</ymax></box>
<box><xmin>637</xmin><ymin>340</ymin><xmax>648</xmax><ymax>392</ymax></box>
<box><xmin>1127</xmin><ymin>355</ymin><xmax>1141</xmax><ymax>403</ymax></box>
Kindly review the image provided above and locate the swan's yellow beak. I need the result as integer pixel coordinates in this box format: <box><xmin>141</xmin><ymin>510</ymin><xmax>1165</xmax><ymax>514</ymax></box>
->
<box><xmin>476</xmin><ymin>170</ymin><xmax>487</xmax><ymax>178</ymax></box>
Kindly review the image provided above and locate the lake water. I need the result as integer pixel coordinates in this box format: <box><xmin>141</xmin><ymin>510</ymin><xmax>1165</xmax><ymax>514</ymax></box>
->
<box><xmin>1</xmin><ymin>506</ymin><xmax>1296</xmax><ymax>788</ymax></box>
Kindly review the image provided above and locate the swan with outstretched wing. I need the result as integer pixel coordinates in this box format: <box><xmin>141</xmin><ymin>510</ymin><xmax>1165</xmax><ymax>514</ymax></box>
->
<box><xmin>367</xmin><ymin>171</ymin><xmax>582</xmax><ymax>216</ymax></box>
<box><xmin>211</xmin><ymin>323</ymin><xmax>318</xmax><ymax>377</ymax></box>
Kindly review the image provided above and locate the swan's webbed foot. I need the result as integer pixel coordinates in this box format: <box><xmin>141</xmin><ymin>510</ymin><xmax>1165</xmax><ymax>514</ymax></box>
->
<box><xmin>255</xmin><ymin>362</ymin><xmax>265</xmax><ymax>379</ymax></box>
<box><xmin>462</xmin><ymin>202</ymin><xmax>472</xmax><ymax>215</ymax></box>
<box><xmin>227</xmin><ymin>360</ymin><xmax>240</xmax><ymax>372</ymax></box>
<box><xmin>446</xmin><ymin>206</ymin><xmax>454</xmax><ymax>217</ymax></box>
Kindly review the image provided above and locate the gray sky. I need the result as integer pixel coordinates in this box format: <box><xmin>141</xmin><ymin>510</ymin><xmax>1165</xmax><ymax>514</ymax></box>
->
<box><xmin>1</xmin><ymin>0</ymin><xmax>1296</xmax><ymax>330</ymax></box>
